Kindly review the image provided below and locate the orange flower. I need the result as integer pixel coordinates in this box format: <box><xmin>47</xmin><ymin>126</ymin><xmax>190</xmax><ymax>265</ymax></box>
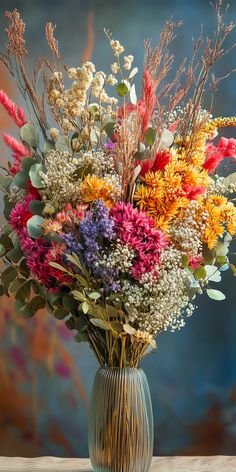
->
<box><xmin>80</xmin><ymin>175</ymin><xmax>119</xmax><ymax>208</ymax></box>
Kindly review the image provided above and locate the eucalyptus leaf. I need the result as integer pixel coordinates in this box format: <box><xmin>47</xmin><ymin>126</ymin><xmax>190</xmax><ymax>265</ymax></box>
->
<box><xmin>88</xmin><ymin>292</ymin><xmax>101</xmax><ymax>300</ymax></box>
<box><xmin>205</xmin><ymin>265</ymin><xmax>221</xmax><ymax>283</ymax></box>
<box><xmin>104</xmin><ymin>122</ymin><xmax>115</xmax><ymax>138</ymax></box>
<box><xmin>29</xmin><ymin>163</ymin><xmax>45</xmax><ymax>188</ymax></box>
<box><xmin>44</xmin><ymin>140</ymin><xmax>55</xmax><ymax>155</ymax></box>
<box><xmin>63</xmin><ymin>293</ymin><xmax>78</xmax><ymax>311</ymax></box>
<box><xmin>129</xmin><ymin>67</ymin><xmax>138</xmax><ymax>79</ymax></box>
<box><xmin>144</xmin><ymin>127</ymin><xmax>156</xmax><ymax>146</ymax></box>
<box><xmin>0</xmin><ymin>174</ymin><xmax>12</xmax><ymax>190</ymax></box>
<box><xmin>82</xmin><ymin>301</ymin><xmax>89</xmax><ymax>314</ymax></box>
<box><xmin>3</xmin><ymin>196</ymin><xmax>15</xmax><ymax>220</ymax></box>
<box><xmin>54</xmin><ymin>307</ymin><xmax>69</xmax><ymax>320</ymax></box>
<box><xmin>71</xmin><ymin>291</ymin><xmax>87</xmax><ymax>302</ymax></box>
<box><xmin>20</xmin><ymin>123</ymin><xmax>39</xmax><ymax>148</ymax></box>
<box><xmin>159</xmin><ymin>128</ymin><xmax>174</xmax><ymax>149</ymax></box>
<box><xmin>27</xmin><ymin>215</ymin><xmax>44</xmax><ymax>239</ymax></box>
<box><xmin>12</xmin><ymin>171</ymin><xmax>28</xmax><ymax>189</ymax></box>
<box><xmin>206</xmin><ymin>289</ymin><xmax>226</xmax><ymax>301</ymax></box>
<box><xmin>130</xmin><ymin>83</ymin><xmax>137</xmax><ymax>105</ymax></box>
<box><xmin>21</xmin><ymin>157</ymin><xmax>37</xmax><ymax>174</ymax></box>
<box><xmin>55</xmin><ymin>135</ymin><xmax>69</xmax><ymax>152</ymax></box>
<box><xmin>29</xmin><ymin>200</ymin><xmax>45</xmax><ymax>216</ymax></box>
<box><xmin>194</xmin><ymin>267</ymin><xmax>207</xmax><ymax>280</ymax></box>
<box><xmin>223</xmin><ymin>172</ymin><xmax>236</xmax><ymax>187</ymax></box>
<box><xmin>123</xmin><ymin>323</ymin><xmax>136</xmax><ymax>335</ymax></box>
<box><xmin>7</xmin><ymin>246</ymin><xmax>23</xmax><ymax>263</ymax></box>
<box><xmin>116</xmin><ymin>82</ymin><xmax>129</xmax><ymax>97</ymax></box>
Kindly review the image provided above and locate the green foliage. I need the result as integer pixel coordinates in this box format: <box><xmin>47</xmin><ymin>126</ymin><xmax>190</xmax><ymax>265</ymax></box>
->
<box><xmin>194</xmin><ymin>267</ymin><xmax>207</xmax><ymax>280</ymax></box>
<box><xmin>12</xmin><ymin>171</ymin><xmax>28</xmax><ymax>189</ymax></box>
<box><xmin>0</xmin><ymin>174</ymin><xmax>12</xmax><ymax>191</ymax></box>
<box><xmin>103</xmin><ymin>122</ymin><xmax>115</xmax><ymax>138</ymax></box>
<box><xmin>44</xmin><ymin>140</ymin><xmax>55</xmax><ymax>155</ymax></box>
<box><xmin>29</xmin><ymin>163</ymin><xmax>45</xmax><ymax>188</ymax></box>
<box><xmin>206</xmin><ymin>288</ymin><xmax>226</xmax><ymax>301</ymax></box>
<box><xmin>20</xmin><ymin>123</ymin><xmax>39</xmax><ymax>148</ymax></box>
<box><xmin>144</xmin><ymin>127</ymin><xmax>157</xmax><ymax>146</ymax></box>
<box><xmin>29</xmin><ymin>200</ymin><xmax>45</xmax><ymax>216</ymax></box>
<box><xmin>26</xmin><ymin>215</ymin><xmax>44</xmax><ymax>239</ymax></box>
<box><xmin>116</xmin><ymin>82</ymin><xmax>129</xmax><ymax>97</ymax></box>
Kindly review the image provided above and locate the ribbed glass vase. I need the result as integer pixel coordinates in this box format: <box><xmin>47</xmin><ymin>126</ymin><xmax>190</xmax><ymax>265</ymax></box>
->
<box><xmin>88</xmin><ymin>367</ymin><xmax>153</xmax><ymax>472</ymax></box>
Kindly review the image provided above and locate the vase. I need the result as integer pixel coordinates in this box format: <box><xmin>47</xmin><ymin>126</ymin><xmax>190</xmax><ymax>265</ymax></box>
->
<box><xmin>88</xmin><ymin>367</ymin><xmax>154</xmax><ymax>472</ymax></box>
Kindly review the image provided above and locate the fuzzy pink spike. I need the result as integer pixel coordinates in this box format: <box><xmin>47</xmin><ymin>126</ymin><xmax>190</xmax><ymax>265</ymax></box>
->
<box><xmin>3</xmin><ymin>133</ymin><xmax>31</xmax><ymax>157</ymax></box>
<box><xmin>0</xmin><ymin>90</ymin><xmax>27</xmax><ymax>127</ymax></box>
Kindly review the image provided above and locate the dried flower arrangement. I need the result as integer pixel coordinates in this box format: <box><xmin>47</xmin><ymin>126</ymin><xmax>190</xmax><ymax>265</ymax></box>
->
<box><xmin>0</xmin><ymin>3</ymin><xmax>236</xmax><ymax>368</ymax></box>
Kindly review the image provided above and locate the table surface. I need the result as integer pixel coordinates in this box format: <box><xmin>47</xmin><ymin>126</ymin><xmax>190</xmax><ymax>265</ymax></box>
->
<box><xmin>0</xmin><ymin>456</ymin><xmax>236</xmax><ymax>471</ymax></box>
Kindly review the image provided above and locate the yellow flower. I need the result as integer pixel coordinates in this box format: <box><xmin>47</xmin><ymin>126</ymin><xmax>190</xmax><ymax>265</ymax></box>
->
<box><xmin>80</xmin><ymin>175</ymin><xmax>118</xmax><ymax>207</ymax></box>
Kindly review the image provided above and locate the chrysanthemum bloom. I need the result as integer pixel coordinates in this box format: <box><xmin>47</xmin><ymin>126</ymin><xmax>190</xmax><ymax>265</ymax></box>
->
<box><xmin>80</xmin><ymin>175</ymin><xmax>119</xmax><ymax>208</ymax></box>
<box><xmin>202</xmin><ymin>194</ymin><xmax>236</xmax><ymax>248</ymax></box>
<box><xmin>111</xmin><ymin>202</ymin><xmax>168</xmax><ymax>280</ymax></box>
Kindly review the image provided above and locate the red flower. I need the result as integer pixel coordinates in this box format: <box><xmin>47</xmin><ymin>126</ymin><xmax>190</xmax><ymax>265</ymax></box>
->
<box><xmin>183</xmin><ymin>184</ymin><xmax>205</xmax><ymax>200</ymax></box>
<box><xmin>203</xmin><ymin>136</ymin><xmax>236</xmax><ymax>172</ymax></box>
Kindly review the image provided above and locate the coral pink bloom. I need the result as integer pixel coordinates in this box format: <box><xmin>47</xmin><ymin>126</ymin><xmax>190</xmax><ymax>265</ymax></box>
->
<box><xmin>0</xmin><ymin>90</ymin><xmax>27</xmax><ymax>127</ymax></box>
<box><xmin>203</xmin><ymin>136</ymin><xmax>236</xmax><ymax>172</ymax></box>
<box><xmin>218</xmin><ymin>136</ymin><xmax>236</xmax><ymax>157</ymax></box>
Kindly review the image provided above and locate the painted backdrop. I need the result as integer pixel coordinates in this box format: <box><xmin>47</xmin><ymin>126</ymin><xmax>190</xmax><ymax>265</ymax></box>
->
<box><xmin>0</xmin><ymin>0</ymin><xmax>236</xmax><ymax>457</ymax></box>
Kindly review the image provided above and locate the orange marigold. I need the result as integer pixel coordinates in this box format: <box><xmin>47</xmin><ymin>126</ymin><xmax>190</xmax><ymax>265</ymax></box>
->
<box><xmin>80</xmin><ymin>175</ymin><xmax>119</xmax><ymax>208</ymax></box>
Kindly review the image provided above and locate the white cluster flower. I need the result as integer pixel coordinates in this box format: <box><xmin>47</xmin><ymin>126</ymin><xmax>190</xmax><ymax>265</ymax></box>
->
<box><xmin>122</xmin><ymin>246</ymin><xmax>195</xmax><ymax>336</ymax></box>
<box><xmin>76</xmin><ymin>150</ymin><xmax>116</xmax><ymax>176</ymax></box>
<box><xmin>49</xmin><ymin>127</ymin><xmax>59</xmax><ymax>139</ymax></box>
<box><xmin>97</xmin><ymin>242</ymin><xmax>135</xmax><ymax>272</ymax></box>
<box><xmin>106</xmin><ymin>74</ymin><xmax>118</xmax><ymax>86</ymax></box>
<box><xmin>111</xmin><ymin>62</ymin><xmax>120</xmax><ymax>74</ymax></box>
<box><xmin>123</xmin><ymin>55</ymin><xmax>134</xmax><ymax>71</ymax></box>
<box><xmin>110</xmin><ymin>39</ymin><xmax>125</xmax><ymax>56</ymax></box>
<box><xmin>207</xmin><ymin>174</ymin><xmax>236</xmax><ymax>196</ymax></box>
<box><xmin>91</xmin><ymin>71</ymin><xmax>106</xmax><ymax>97</ymax></box>
<box><xmin>169</xmin><ymin>201</ymin><xmax>206</xmax><ymax>259</ymax></box>
<box><xmin>40</xmin><ymin>150</ymin><xmax>81</xmax><ymax>211</ymax></box>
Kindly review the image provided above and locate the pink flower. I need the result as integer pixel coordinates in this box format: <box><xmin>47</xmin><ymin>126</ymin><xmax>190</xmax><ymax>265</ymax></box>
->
<box><xmin>0</xmin><ymin>90</ymin><xmax>27</xmax><ymax>127</ymax></box>
<box><xmin>203</xmin><ymin>136</ymin><xmax>236</xmax><ymax>172</ymax></box>
<box><xmin>3</xmin><ymin>133</ymin><xmax>30</xmax><ymax>157</ymax></box>
<box><xmin>183</xmin><ymin>184</ymin><xmax>205</xmax><ymax>200</ymax></box>
<box><xmin>111</xmin><ymin>202</ymin><xmax>168</xmax><ymax>280</ymax></box>
<box><xmin>189</xmin><ymin>256</ymin><xmax>203</xmax><ymax>270</ymax></box>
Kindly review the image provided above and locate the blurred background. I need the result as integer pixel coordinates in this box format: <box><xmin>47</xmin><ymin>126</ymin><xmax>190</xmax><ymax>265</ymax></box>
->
<box><xmin>0</xmin><ymin>0</ymin><xmax>236</xmax><ymax>458</ymax></box>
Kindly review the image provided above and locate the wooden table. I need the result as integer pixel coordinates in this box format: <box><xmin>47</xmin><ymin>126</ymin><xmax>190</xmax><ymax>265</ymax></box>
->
<box><xmin>0</xmin><ymin>456</ymin><xmax>236</xmax><ymax>471</ymax></box>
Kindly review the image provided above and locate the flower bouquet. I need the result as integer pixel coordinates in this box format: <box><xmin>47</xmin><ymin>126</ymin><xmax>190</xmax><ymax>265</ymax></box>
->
<box><xmin>1</xmin><ymin>5</ymin><xmax>236</xmax><ymax>472</ymax></box>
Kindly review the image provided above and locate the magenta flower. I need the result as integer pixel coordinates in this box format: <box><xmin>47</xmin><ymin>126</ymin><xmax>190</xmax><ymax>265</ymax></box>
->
<box><xmin>111</xmin><ymin>202</ymin><xmax>168</xmax><ymax>280</ymax></box>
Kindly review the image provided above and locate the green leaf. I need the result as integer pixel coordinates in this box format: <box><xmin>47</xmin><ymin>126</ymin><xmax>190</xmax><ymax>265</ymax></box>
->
<box><xmin>90</xmin><ymin>318</ymin><xmax>109</xmax><ymax>330</ymax></box>
<box><xmin>15</xmin><ymin>299</ymin><xmax>34</xmax><ymax>318</ymax></box>
<box><xmin>123</xmin><ymin>323</ymin><xmax>136</xmax><ymax>335</ymax></box>
<box><xmin>12</xmin><ymin>171</ymin><xmax>28</xmax><ymax>189</ymax></box>
<box><xmin>74</xmin><ymin>331</ymin><xmax>88</xmax><ymax>342</ymax></box>
<box><xmin>205</xmin><ymin>265</ymin><xmax>221</xmax><ymax>283</ymax></box>
<box><xmin>144</xmin><ymin>127</ymin><xmax>157</xmax><ymax>146</ymax></box>
<box><xmin>116</xmin><ymin>82</ymin><xmax>129</xmax><ymax>97</ymax></box>
<box><xmin>3</xmin><ymin>196</ymin><xmax>15</xmax><ymax>220</ymax></box>
<box><xmin>104</xmin><ymin>122</ymin><xmax>115</xmax><ymax>138</ymax></box>
<box><xmin>44</xmin><ymin>140</ymin><xmax>55</xmax><ymax>155</ymax></box>
<box><xmin>20</xmin><ymin>123</ymin><xmax>39</xmax><ymax>148</ymax></box>
<box><xmin>182</xmin><ymin>255</ymin><xmax>189</xmax><ymax>268</ymax></box>
<box><xmin>229</xmin><ymin>263</ymin><xmax>236</xmax><ymax>277</ymax></box>
<box><xmin>15</xmin><ymin>280</ymin><xmax>31</xmax><ymax>300</ymax></box>
<box><xmin>109</xmin><ymin>320</ymin><xmax>123</xmax><ymax>333</ymax></box>
<box><xmin>29</xmin><ymin>296</ymin><xmax>45</xmax><ymax>313</ymax></box>
<box><xmin>55</xmin><ymin>135</ymin><xmax>69</xmax><ymax>152</ymax></box>
<box><xmin>75</xmin><ymin>318</ymin><xmax>88</xmax><ymax>332</ymax></box>
<box><xmin>49</xmin><ymin>261</ymin><xmax>68</xmax><ymax>273</ymax></box>
<box><xmin>206</xmin><ymin>289</ymin><xmax>226</xmax><ymax>301</ymax></box>
<box><xmin>54</xmin><ymin>307</ymin><xmax>69</xmax><ymax>320</ymax></box>
<box><xmin>29</xmin><ymin>200</ymin><xmax>45</xmax><ymax>216</ymax></box>
<box><xmin>27</xmin><ymin>215</ymin><xmax>44</xmax><ymax>239</ymax></box>
<box><xmin>82</xmin><ymin>301</ymin><xmax>89</xmax><ymax>314</ymax></box>
<box><xmin>29</xmin><ymin>163</ymin><xmax>45</xmax><ymax>188</ymax></box>
<box><xmin>65</xmin><ymin>316</ymin><xmax>76</xmax><ymax>330</ymax></box>
<box><xmin>0</xmin><ymin>234</ymin><xmax>13</xmax><ymax>249</ymax></box>
<box><xmin>1</xmin><ymin>266</ymin><xmax>17</xmax><ymax>293</ymax></box>
<box><xmin>0</xmin><ymin>285</ymin><xmax>4</xmax><ymax>296</ymax></box>
<box><xmin>71</xmin><ymin>290</ymin><xmax>87</xmax><ymax>302</ymax></box>
<box><xmin>62</xmin><ymin>294</ymin><xmax>77</xmax><ymax>311</ymax></box>
<box><xmin>0</xmin><ymin>174</ymin><xmax>12</xmax><ymax>190</ymax></box>
<box><xmin>130</xmin><ymin>83</ymin><xmax>137</xmax><ymax>105</ymax></box>
<box><xmin>88</xmin><ymin>292</ymin><xmax>101</xmax><ymax>300</ymax></box>
<box><xmin>0</xmin><ymin>244</ymin><xmax>6</xmax><ymax>257</ymax></box>
<box><xmin>21</xmin><ymin>157</ymin><xmax>37</xmax><ymax>174</ymax></box>
<box><xmin>159</xmin><ymin>128</ymin><xmax>174</xmax><ymax>149</ymax></box>
<box><xmin>7</xmin><ymin>246</ymin><xmax>23</xmax><ymax>263</ymax></box>
<box><xmin>194</xmin><ymin>267</ymin><xmax>207</xmax><ymax>280</ymax></box>
<box><xmin>8</xmin><ymin>278</ymin><xmax>23</xmax><ymax>296</ymax></box>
